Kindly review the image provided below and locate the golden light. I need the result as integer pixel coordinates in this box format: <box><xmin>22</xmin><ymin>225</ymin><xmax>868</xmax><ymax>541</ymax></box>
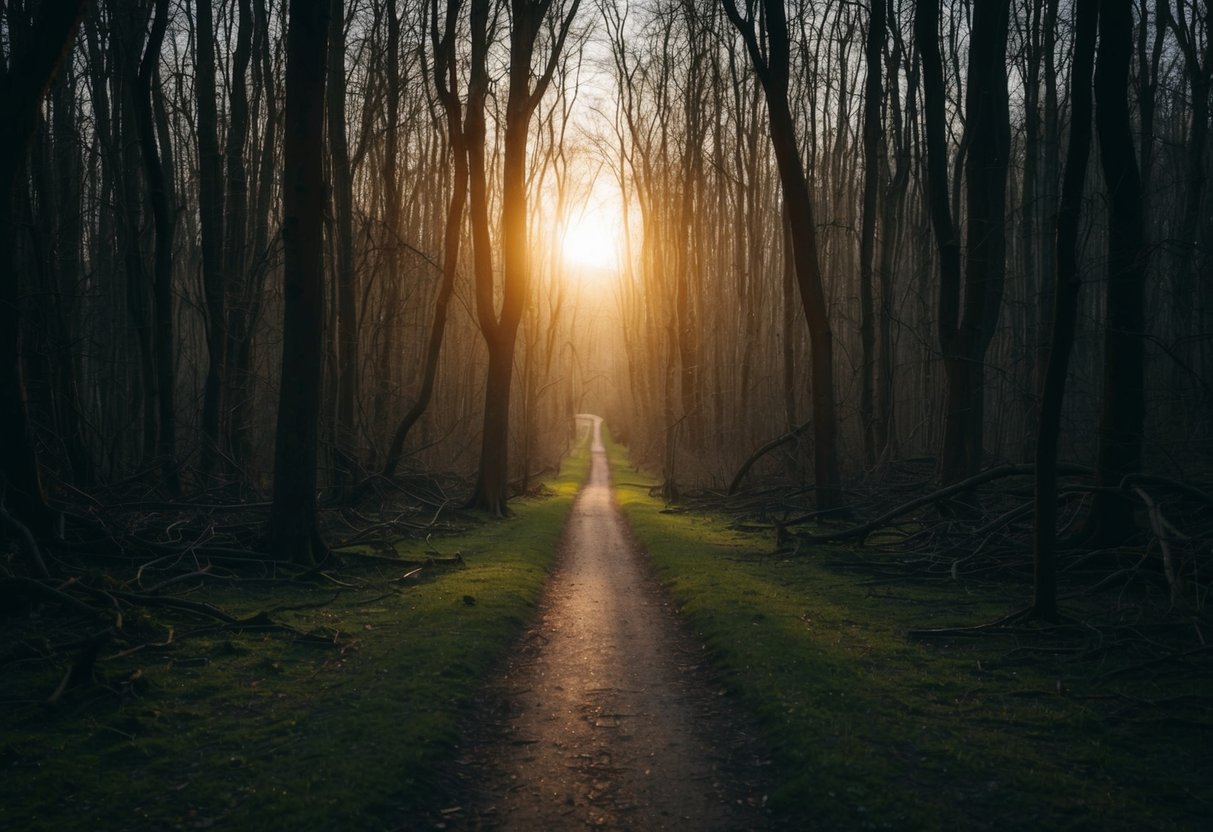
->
<box><xmin>561</xmin><ymin>201</ymin><xmax>623</xmax><ymax>278</ymax></box>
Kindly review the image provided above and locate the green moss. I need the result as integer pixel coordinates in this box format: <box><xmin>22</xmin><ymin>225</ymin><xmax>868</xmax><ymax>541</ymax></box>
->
<box><xmin>0</xmin><ymin>445</ymin><xmax>589</xmax><ymax>832</ymax></box>
<box><xmin>609</xmin><ymin>435</ymin><xmax>1210</xmax><ymax>831</ymax></box>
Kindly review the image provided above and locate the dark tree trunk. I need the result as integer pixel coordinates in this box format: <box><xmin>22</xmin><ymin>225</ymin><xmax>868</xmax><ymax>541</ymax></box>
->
<box><xmin>1087</xmin><ymin>0</ymin><xmax>1147</xmax><ymax>544</ymax></box>
<box><xmin>266</xmin><ymin>0</ymin><xmax>330</xmax><ymax>564</ymax></box>
<box><xmin>381</xmin><ymin>0</ymin><xmax>467</xmax><ymax>480</ymax></box>
<box><xmin>328</xmin><ymin>0</ymin><xmax>359</xmax><ymax>494</ymax></box>
<box><xmin>722</xmin><ymin>0</ymin><xmax>843</xmax><ymax>510</ymax></box>
<box><xmin>0</xmin><ymin>0</ymin><xmax>86</xmax><ymax>536</ymax></box>
<box><xmin>466</xmin><ymin>0</ymin><xmax>581</xmax><ymax>516</ymax></box>
<box><xmin>220</xmin><ymin>0</ymin><xmax>253</xmax><ymax>481</ymax></box>
<box><xmin>1034</xmin><ymin>0</ymin><xmax>1096</xmax><ymax>622</ymax></box>
<box><xmin>49</xmin><ymin>61</ymin><xmax>93</xmax><ymax>486</ymax></box>
<box><xmin>942</xmin><ymin>0</ymin><xmax>1010</xmax><ymax>484</ymax></box>
<box><xmin>226</xmin><ymin>0</ymin><xmax>276</xmax><ymax>476</ymax></box>
<box><xmin>132</xmin><ymin>0</ymin><xmax>181</xmax><ymax>495</ymax></box>
<box><xmin>195</xmin><ymin>0</ymin><xmax>226</xmax><ymax>478</ymax></box>
<box><xmin>858</xmin><ymin>0</ymin><xmax>886</xmax><ymax>470</ymax></box>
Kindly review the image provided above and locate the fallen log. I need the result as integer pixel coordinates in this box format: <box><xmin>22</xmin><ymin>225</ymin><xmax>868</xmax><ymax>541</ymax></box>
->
<box><xmin>792</xmin><ymin>463</ymin><xmax>1094</xmax><ymax>545</ymax></box>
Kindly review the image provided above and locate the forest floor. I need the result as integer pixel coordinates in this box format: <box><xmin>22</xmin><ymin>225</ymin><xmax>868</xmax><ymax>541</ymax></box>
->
<box><xmin>611</xmin><ymin>439</ymin><xmax>1212</xmax><ymax>830</ymax></box>
<box><xmin>3</xmin><ymin>421</ymin><xmax>1210</xmax><ymax>831</ymax></box>
<box><xmin>0</xmin><ymin>450</ymin><xmax>588</xmax><ymax>832</ymax></box>
<box><xmin>430</xmin><ymin>416</ymin><xmax>774</xmax><ymax>830</ymax></box>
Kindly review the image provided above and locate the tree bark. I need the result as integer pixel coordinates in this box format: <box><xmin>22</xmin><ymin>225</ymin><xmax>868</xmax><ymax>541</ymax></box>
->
<box><xmin>381</xmin><ymin>0</ymin><xmax>468</xmax><ymax>480</ymax></box>
<box><xmin>328</xmin><ymin>0</ymin><xmax>359</xmax><ymax>494</ymax></box>
<box><xmin>1087</xmin><ymin>0</ymin><xmax>1147</xmax><ymax>544</ymax></box>
<box><xmin>0</xmin><ymin>0</ymin><xmax>86</xmax><ymax>536</ymax></box>
<box><xmin>266</xmin><ymin>0</ymin><xmax>330</xmax><ymax>564</ymax></box>
<box><xmin>131</xmin><ymin>0</ymin><xmax>181</xmax><ymax>494</ymax></box>
<box><xmin>466</xmin><ymin>0</ymin><xmax>581</xmax><ymax>516</ymax></box>
<box><xmin>220</xmin><ymin>0</ymin><xmax>253</xmax><ymax>481</ymax></box>
<box><xmin>226</xmin><ymin>0</ymin><xmax>276</xmax><ymax>476</ymax></box>
<box><xmin>858</xmin><ymin>0</ymin><xmax>886</xmax><ymax>470</ymax></box>
<box><xmin>919</xmin><ymin>0</ymin><xmax>1011</xmax><ymax>485</ymax></box>
<box><xmin>1034</xmin><ymin>0</ymin><xmax>1096</xmax><ymax>622</ymax></box>
<box><xmin>722</xmin><ymin>0</ymin><xmax>843</xmax><ymax>510</ymax></box>
<box><xmin>194</xmin><ymin>0</ymin><xmax>226</xmax><ymax>478</ymax></box>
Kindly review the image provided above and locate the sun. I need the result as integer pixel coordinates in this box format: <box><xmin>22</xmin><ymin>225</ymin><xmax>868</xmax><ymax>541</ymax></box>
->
<box><xmin>561</xmin><ymin>204</ymin><xmax>622</xmax><ymax>277</ymax></box>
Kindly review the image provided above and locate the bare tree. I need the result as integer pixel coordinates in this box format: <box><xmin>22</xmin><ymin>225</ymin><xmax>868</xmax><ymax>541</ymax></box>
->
<box><xmin>380</xmin><ymin>0</ymin><xmax>469</xmax><ymax>481</ymax></box>
<box><xmin>265</xmin><ymin>0</ymin><xmax>330</xmax><ymax>564</ymax></box>
<box><xmin>194</xmin><ymin>0</ymin><xmax>226</xmax><ymax>478</ymax></box>
<box><xmin>1034</xmin><ymin>0</ymin><xmax>1096</xmax><ymax>621</ymax></box>
<box><xmin>0</xmin><ymin>0</ymin><xmax>87</xmax><ymax>536</ymax></box>
<box><xmin>918</xmin><ymin>0</ymin><xmax>1012</xmax><ymax>486</ymax></box>
<box><xmin>721</xmin><ymin>0</ymin><xmax>842</xmax><ymax>510</ymax></box>
<box><xmin>464</xmin><ymin>0</ymin><xmax>581</xmax><ymax>515</ymax></box>
<box><xmin>329</xmin><ymin>0</ymin><xmax>360</xmax><ymax>493</ymax></box>
<box><xmin>1087</xmin><ymin>0</ymin><xmax>1147</xmax><ymax>544</ymax></box>
<box><xmin>858</xmin><ymin>0</ymin><xmax>887</xmax><ymax>470</ymax></box>
<box><xmin>130</xmin><ymin>0</ymin><xmax>181</xmax><ymax>494</ymax></box>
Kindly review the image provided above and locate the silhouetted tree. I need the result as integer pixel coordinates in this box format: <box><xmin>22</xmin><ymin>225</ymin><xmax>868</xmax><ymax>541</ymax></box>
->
<box><xmin>1087</xmin><ymin>0</ymin><xmax>1147</xmax><ymax>544</ymax></box>
<box><xmin>0</xmin><ymin>0</ymin><xmax>87</xmax><ymax>536</ymax></box>
<box><xmin>1034</xmin><ymin>0</ymin><xmax>1097</xmax><ymax>621</ymax></box>
<box><xmin>265</xmin><ymin>0</ymin><xmax>330</xmax><ymax>564</ymax></box>
<box><xmin>721</xmin><ymin>0</ymin><xmax>843</xmax><ymax>510</ymax></box>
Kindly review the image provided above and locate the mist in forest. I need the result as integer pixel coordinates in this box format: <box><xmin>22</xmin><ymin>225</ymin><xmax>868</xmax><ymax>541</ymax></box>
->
<box><xmin>0</xmin><ymin>0</ymin><xmax>1208</xmax><ymax>596</ymax></box>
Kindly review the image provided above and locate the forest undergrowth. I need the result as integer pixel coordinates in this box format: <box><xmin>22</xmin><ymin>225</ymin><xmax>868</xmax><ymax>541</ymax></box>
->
<box><xmin>613</xmin><ymin>436</ymin><xmax>1212</xmax><ymax>830</ymax></box>
<box><xmin>0</xmin><ymin>440</ymin><xmax>589</xmax><ymax>831</ymax></box>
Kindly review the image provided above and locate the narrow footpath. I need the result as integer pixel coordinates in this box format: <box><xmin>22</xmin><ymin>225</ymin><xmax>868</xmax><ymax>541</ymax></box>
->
<box><xmin>445</xmin><ymin>416</ymin><xmax>771</xmax><ymax>831</ymax></box>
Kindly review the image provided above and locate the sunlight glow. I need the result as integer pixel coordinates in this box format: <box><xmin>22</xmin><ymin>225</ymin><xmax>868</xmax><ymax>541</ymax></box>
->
<box><xmin>561</xmin><ymin>202</ymin><xmax>622</xmax><ymax>279</ymax></box>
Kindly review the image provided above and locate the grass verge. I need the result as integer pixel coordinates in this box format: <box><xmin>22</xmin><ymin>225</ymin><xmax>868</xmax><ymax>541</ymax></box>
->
<box><xmin>0</xmin><ymin>445</ymin><xmax>588</xmax><ymax>832</ymax></box>
<box><xmin>606</xmin><ymin>435</ymin><xmax>1209</xmax><ymax>831</ymax></box>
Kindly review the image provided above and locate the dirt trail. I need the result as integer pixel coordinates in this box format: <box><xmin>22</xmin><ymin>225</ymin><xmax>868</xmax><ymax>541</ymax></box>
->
<box><xmin>445</xmin><ymin>416</ymin><xmax>770</xmax><ymax>831</ymax></box>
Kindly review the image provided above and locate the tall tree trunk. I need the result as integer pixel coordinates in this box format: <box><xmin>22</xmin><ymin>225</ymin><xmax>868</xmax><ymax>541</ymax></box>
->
<box><xmin>858</xmin><ymin>0</ymin><xmax>886</xmax><ymax>471</ymax></box>
<box><xmin>0</xmin><ymin>0</ymin><xmax>86</xmax><ymax>537</ymax></box>
<box><xmin>466</xmin><ymin>0</ymin><xmax>581</xmax><ymax>516</ymax></box>
<box><xmin>132</xmin><ymin>0</ymin><xmax>181</xmax><ymax>494</ymax></box>
<box><xmin>1087</xmin><ymin>0</ymin><xmax>1147</xmax><ymax>544</ymax></box>
<box><xmin>221</xmin><ymin>0</ymin><xmax>253</xmax><ymax>481</ymax></box>
<box><xmin>266</xmin><ymin>0</ymin><xmax>330</xmax><ymax>564</ymax></box>
<box><xmin>1034</xmin><ymin>0</ymin><xmax>1096</xmax><ymax>621</ymax></box>
<box><xmin>226</xmin><ymin>0</ymin><xmax>276</xmax><ymax>476</ymax></box>
<box><xmin>920</xmin><ymin>0</ymin><xmax>1011</xmax><ymax>485</ymax></box>
<box><xmin>373</xmin><ymin>0</ymin><xmax>404</xmax><ymax>462</ymax></box>
<box><xmin>381</xmin><ymin>0</ymin><xmax>467</xmax><ymax>480</ymax></box>
<box><xmin>195</xmin><ymin>0</ymin><xmax>226</xmax><ymax>478</ymax></box>
<box><xmin>50</xmin><ymin>61</ymin><xmax>93</xmax><ymax>485</ymax></box>
<box><xmin>328</xmin><ymin>0</ymin><xmax>359</xmax><ymax>493</ymax></box>
<box><xmin>722</xmin><ymin>0</ymin><xmax>843</xmax><ymax>510</ymax></box>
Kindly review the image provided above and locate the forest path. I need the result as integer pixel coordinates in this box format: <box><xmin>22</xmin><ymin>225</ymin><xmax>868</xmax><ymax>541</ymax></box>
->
<box><xmin>441</xmin><ymin>416</ymin><xmax>771</xmax><ymax>831</ymax></box>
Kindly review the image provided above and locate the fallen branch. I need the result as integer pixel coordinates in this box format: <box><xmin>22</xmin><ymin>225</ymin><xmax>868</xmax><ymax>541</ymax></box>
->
<box><xmin>76</xmin><ymin>585</ymin><xmax>238</xmax><ymax>624</ymax></box>
<box><xmin>792</xmin><ymin>463</ymin><xmax>1094</xmax><ymax>544</ymax></box>
<box><xmin>727</xmin><ymin>419</ymin><xmax>811</xmax><ymax>496</ymax></box>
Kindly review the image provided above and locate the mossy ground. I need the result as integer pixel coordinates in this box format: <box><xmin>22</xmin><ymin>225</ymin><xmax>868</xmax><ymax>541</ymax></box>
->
<box><xmin>0</xmin><ymin>445</ymin><xmax>588</xmax><ymax>832</ymax></box>
<box><xmin>606</xmin><ymin>434</ymin><xmax>1210</xmax><ymax>831</ymax></box>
